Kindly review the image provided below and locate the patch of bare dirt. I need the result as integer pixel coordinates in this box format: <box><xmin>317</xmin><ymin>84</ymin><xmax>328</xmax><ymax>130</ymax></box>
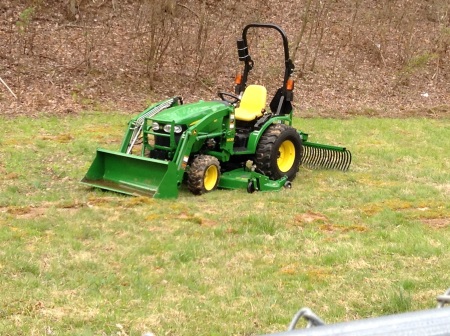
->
<box><xmin>421</xmin><ymin>217</ymin><xmax>450</xmax><ymax>229</ymax></box>
<box><xmin>0</xmin><ymin>0</ymin><xmax>449</xmax><ymax>118</ymax></box>
<box><xmin>1</xmin><ymin>201</ymin><xmax>85</xmax><ymax>219</ymax></box>
<box><xmin>294</xmin><ymin>211</ymin><xmax>328</xmax><ymax>224</ymax></box>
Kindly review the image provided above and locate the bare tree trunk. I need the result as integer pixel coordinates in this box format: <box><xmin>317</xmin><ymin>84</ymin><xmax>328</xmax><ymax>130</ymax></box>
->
<box><xmin>292</xmin><ymin>0</ymin><xmax>313</xmax><ymax>61</ymax></box>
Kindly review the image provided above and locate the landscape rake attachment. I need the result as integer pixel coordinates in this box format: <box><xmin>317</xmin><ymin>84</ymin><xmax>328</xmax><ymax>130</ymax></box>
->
<box><xmin>301</xmin><ymin>139</ymin><xmax>352</xmax><ymax>171</ymax></box>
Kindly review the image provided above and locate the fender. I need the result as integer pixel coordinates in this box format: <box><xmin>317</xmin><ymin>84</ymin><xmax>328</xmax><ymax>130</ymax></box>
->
<box><xmin>239</xmin><ymin>115</ymin><xmax>292</xmax><ymax>155</ymax></box>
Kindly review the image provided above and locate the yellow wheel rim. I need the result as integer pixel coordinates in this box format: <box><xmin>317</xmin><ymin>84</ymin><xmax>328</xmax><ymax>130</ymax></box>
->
<box><xmin>204</xmin><ymin>165</ymin><xmax>218</xmax><ymax>191</ymax></box>
<box><xmin>278</xmin><ymin>140</ymin><xmax>296</xmax><ymax>172</ymax></box>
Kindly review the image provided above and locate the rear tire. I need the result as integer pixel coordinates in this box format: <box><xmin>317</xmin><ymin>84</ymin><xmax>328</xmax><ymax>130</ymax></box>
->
<box><xmin>255</xmin><ymin>124</ymin><xmax>302</xmax><ymax>181</ymax></box>
<box><xmin>187</xmin><ymin>155</ymin><xmax>221</xmax><ymax>195</ymax></box>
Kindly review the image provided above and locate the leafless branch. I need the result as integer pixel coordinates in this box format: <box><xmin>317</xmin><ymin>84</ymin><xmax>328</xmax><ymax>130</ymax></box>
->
<box><xmin>0</xmin><ymin>76</ymin><xmax>18</xmax><ymax>99</ymax></box>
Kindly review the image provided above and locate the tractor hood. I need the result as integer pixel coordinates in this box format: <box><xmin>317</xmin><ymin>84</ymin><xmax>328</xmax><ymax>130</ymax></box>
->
<box><xmin>151</xmin><ymin>100</ymin><xmax>231</xmax><ymax>125</ymax></box>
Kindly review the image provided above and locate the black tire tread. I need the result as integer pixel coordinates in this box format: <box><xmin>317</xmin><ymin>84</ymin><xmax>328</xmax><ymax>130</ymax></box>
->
<box><xmin>187</xmin><ymin>155</ymin><xmax>221</xmax><ymax>195</ymax></box>
<box><xmin>255</xmin><ymin>124</ymin><xmax>302</xmax><ymax>181</ymax></box>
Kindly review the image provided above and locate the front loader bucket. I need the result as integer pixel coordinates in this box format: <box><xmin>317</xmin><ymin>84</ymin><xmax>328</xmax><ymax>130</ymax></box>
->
<box><xmin>81</xmin><ymin>149</ymin><xmax>180</xmax><ymax>199</ymax></box>
<box><xmin>302</xmin><ymin>142</ymin><xmax>352</xmax><ymax>171</ymax></box>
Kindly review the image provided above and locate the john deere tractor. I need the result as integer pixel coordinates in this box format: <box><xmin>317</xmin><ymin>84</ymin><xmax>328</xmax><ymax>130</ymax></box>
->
<box><xmin>81</xmin><ymin>23</ymin><xmax>351</xmax><ymax>199</ymax></box>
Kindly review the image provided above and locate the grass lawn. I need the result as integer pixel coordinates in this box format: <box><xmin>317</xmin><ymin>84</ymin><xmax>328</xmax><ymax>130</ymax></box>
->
<box><xmin>0</xmin><ymin>113</ymin><xmax>449</xmax><ymax>335</ymax></box>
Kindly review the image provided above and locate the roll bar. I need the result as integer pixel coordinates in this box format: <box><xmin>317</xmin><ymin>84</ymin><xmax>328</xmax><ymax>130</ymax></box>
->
<box><xmin>236</xmin><ymin>23</ymin><xmax>295</xmax><ymax>96</ymax></box>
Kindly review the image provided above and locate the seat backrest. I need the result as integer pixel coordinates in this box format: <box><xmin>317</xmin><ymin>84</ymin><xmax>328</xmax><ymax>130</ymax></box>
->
<box><xmin>239</xmin><ymin>85</ymin><xmax>267</xmax><ymax>113</ymax></box>
<box><xmin>269</xmin><ymin>87</ymin><xmax>292</xmax><ymax>115</ymax></box>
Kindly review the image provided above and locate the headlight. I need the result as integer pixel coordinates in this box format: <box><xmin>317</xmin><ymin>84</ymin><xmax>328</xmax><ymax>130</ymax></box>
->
<box><xmin>152</xmin><ymin>122</ymin><xmax>160</xmax><ymax>131</ymax></box>
<box><xmin>163</xmin><ymin>124</ymin><xmax>171</xmax><ymax>133</ymax></box>
<box><xmin>163</xmin><ymin>125</ymin><xmax>183</xmax><ymax>133</ymax></box>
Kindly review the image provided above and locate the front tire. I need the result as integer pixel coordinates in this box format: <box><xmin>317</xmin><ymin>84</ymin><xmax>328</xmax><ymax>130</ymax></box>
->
<box><xmin>187</xmin><ymin>155</ymin><xmax>221</xmax><ymax>195</ymax></box>
<box><xmin>255</xmin><ymin>124</ymin><xmax>302</xmax><ymax>181</ymax></box>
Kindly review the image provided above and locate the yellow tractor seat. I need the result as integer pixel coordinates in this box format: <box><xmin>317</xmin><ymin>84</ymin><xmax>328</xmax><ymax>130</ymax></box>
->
<box><xmin>235</xmin><ymin>85</ymin><xmax>267</xmax><ymax>121</ymax></box>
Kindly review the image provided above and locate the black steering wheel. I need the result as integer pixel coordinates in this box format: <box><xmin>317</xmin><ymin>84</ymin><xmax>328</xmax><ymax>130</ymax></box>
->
<box><xmin>218</xmin><ymin>92</ymin><xmax>241</xmax><ymax>105</ymax></box>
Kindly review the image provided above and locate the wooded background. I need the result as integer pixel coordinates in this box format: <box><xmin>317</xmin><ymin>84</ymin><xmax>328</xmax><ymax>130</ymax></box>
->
<box><xmin>0</xmin><ymin>0</ymin><xmax>449</xmax><ymax>117</ymax></box>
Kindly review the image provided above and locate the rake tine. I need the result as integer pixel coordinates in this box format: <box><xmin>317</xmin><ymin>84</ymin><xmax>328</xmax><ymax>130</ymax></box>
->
<box><xmin>326</xmin><ymin>149</ymin><xmax>333</xmax><ymax>168</ymax></box>
<box><xmin>334</xmin><ymin>151</ymin><xmax>343</xmax><ymax>171</ymax></box>
<box><xmin>301</xmin><ymin>144</ymin><xmax>352</xmax><ymax>171</ymax></box>
<box><xmin>338</xmin><ymin>152</ymin><xmax>346</xmax><ymax>171</ymax></box>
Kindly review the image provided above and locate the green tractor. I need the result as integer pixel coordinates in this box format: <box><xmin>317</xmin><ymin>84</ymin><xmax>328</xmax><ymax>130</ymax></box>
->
<box><xmin>81</xmin><ymin>23</ymin><xmax>351</xmax><ymax>199</ymax></box>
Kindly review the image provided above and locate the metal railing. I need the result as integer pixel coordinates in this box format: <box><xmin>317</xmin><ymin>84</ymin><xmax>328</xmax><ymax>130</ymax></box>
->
<box><xmin>260</xmin><ymin>288</ymin><xmax>450</xmax><ymax>336</ymax></box>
